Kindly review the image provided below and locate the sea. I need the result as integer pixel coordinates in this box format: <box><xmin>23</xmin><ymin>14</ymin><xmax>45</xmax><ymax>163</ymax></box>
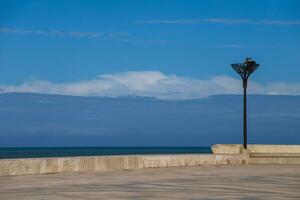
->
<box><xmin>0</xmin><ymin>147</ymin><xmax>212</xmax><ymax>159</ymax></box>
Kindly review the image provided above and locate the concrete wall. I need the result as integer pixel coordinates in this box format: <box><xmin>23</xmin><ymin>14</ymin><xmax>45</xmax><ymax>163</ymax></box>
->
<box><xmin>0</xmin><ymin>154</ymin><xmax>242</xmax><ymax>176</ymax></box>
<box><xmin>211</xmin><ymin>144</ymin><xmax>300</xmax><ymax>165</ymax></box>
<box><xmin>2</xmin><ymin>145</ymin><xmax>299</xmax><ymax>176</ymax></box>
<box><xmin>212</xmin><ymin>144</ymin><xmax>300</xmax><ymax>154</ymax></box>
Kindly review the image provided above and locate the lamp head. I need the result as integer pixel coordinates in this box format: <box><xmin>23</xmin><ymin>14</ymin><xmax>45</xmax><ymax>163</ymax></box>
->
<box><xmin>231</xmin><ymin>57</ymin><xmax>259</xmax><ymax>79</ymax></box>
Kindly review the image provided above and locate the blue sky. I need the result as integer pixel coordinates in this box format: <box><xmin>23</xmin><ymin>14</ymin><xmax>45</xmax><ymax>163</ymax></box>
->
<box><xmin>1</xmin><ymin>0</ymin><xmax>300</xmax><ymax>99</ymax></box>
<box><xmin>1</xmin><ymin>1</ymin><xmax>300</xmax><ymax>146</ymax></box>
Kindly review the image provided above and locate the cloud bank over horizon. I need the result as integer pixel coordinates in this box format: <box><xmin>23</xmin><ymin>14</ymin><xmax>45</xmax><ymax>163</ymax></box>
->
<box><xmin>1</xmin><ymin>71</ymin><xmax>300</xmax><ymax>100</ymax></box>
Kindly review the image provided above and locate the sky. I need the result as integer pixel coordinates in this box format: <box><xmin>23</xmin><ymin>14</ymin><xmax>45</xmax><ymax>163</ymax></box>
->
<box><xmin>1</xmin><ymin>0</ymin><xmax>300</xmax><ymax>100</ymax></box>
<box><xmin>0</xmin><ymin>0</ymin><xmax>300</xmax><ymax>147</ymax></box>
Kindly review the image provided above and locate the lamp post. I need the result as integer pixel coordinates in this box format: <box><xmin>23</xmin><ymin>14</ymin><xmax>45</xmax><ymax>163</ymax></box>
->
<box><xmin>231</xmin><ymin>58</ymin><xmax>259</xmax><ymax>150</ymax></box>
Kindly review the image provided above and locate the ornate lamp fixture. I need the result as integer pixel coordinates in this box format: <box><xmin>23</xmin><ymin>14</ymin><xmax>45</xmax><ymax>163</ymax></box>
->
<box><xmin>231</xmin><ymin>57</ymin><xmax>260</xmax><ymax>149</ymax></box>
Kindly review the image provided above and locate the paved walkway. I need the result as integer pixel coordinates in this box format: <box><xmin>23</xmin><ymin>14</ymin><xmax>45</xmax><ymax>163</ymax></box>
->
<box><xmin>0</xmin><ymin>165</ymin><xmax>299</xmax><ymax>199</ymax></box>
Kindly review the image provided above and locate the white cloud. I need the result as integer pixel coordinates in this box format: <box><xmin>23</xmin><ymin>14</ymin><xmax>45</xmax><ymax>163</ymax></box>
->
<box><xmin>258</xmin><ymin>20</ymin><xmax>300</xmax><ymax>25</ymax></box>
<box><xmin>0</xmin><ymin>27</ymin><xmax>175</xmax><ymax>44</ymax></box>
<box><xmin>135</xmin><ymin>18</ymin><xmax>300</xmax><ymax>26</ymax></box>
<box><xmin>0</xmin><ymin>28</ymin><xmax>133</xmax><ymax>39</ymax></box>
<box><xmin>1</xmin><ymin>71</ymin><xmax>300</xmax><ymax>100</ymax></box>
<box><xmin>218</xmin><ymin>44</ymin><xmax>278</xmax><ymax>49</ymax></box>
<box><xmin>135</xmin><ymin>18</ymin><xmax>252</xmax><ymax>25</ymax></box>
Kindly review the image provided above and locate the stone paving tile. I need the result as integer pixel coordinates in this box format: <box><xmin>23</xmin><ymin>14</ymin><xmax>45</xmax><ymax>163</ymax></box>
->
<box><xmin>0</xmin><ymin>165</ymin><xmax>299</xmax><ymax>199</ymax></box>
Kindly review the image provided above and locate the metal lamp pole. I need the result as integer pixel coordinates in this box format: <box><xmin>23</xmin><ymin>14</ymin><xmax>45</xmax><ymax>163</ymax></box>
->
<box><xmin>231</xmin><ymin>58</ymin><xmax>259</xmax><ymax>149</ymax></box>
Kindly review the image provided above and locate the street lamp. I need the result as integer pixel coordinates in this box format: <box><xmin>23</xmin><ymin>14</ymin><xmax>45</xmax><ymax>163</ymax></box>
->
<box><xmin>231</xmin><ymin>57</ymin><xmax>260</xmax><ymax>150</ymax></box>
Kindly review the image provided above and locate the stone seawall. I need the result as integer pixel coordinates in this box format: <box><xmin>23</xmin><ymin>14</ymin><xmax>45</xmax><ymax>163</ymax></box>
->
<box><xmin>212</xmin><ymin>144</ymin><xmax>300</xmax><ymax>165</ymax></box>
<box><xmin>212</xmin><ymin>144</ymin><xmax>300</xmax><ymax>154</ymax></box>
<box><xmin>0</xmin><ymin>154</ymin><xmax>242</xmax><ymax>176</ymax></box>
<box><xmin>2</xmin><ymin>145</ymin><xmax>299</xmax><ymax>176</ymax></box>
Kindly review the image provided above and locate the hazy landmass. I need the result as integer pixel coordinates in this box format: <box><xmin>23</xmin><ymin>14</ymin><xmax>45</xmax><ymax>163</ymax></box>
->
<box><xmin>0</xmin><ymin>93</ymin><xmax>299</xmax><ymax>147</ymax></box>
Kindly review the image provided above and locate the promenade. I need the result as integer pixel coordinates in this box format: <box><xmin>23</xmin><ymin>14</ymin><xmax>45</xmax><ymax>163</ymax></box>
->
<box><xmin>0</xmin><ymin>165</ymin><xmax>299</xmax><ymax>199</ymax></box>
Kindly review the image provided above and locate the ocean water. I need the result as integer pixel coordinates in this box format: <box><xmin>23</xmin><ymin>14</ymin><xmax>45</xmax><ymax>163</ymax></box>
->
<box><xmin>0</xmin><ymin>147</ymin><xmax>212</xmax><ymax>159</ymax></box>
